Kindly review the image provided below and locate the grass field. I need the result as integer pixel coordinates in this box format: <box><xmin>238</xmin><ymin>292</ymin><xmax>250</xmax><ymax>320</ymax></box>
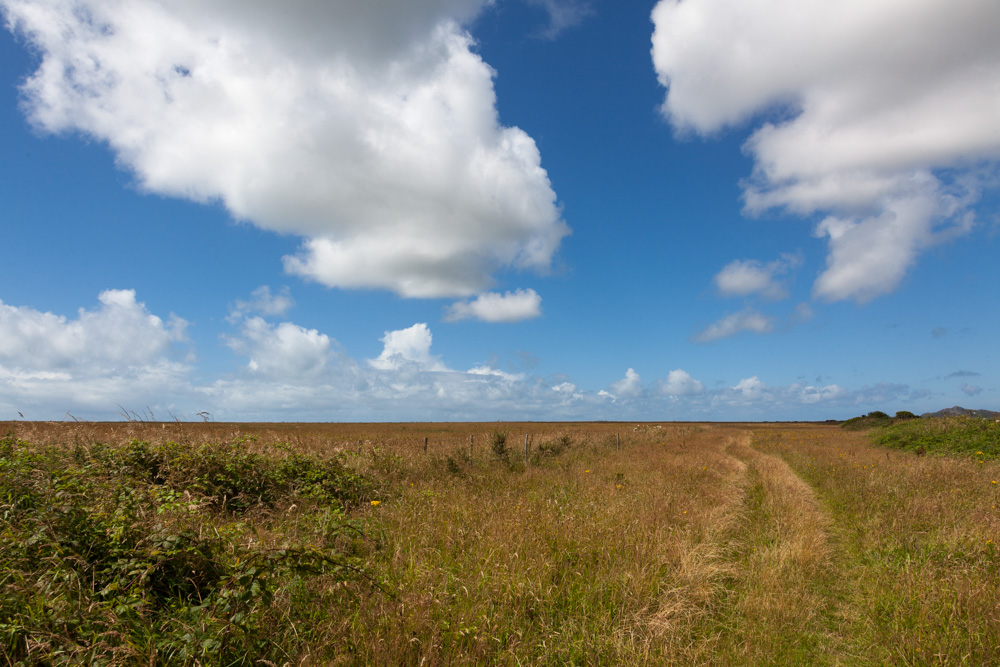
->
<box><xmin>2</xmin><ymin>419</ymin><xmax>998</xmax><ymax>665</ymax></box>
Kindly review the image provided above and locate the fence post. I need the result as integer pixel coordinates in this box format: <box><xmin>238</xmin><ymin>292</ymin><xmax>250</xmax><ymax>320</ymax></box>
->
<box><xmin>470</xmin><ymin>434</ymin><xmax>474</xmax><ymax>459</ymax></box>
<box><xmin>617</xmin><ymin>433</ymin><xmax>620</xmax><ymax>451</ymax></box>
<box><xmin>424</xmin><ymin>436</ymin><xmax>428</xmax><ymax>454</ymax></box>
<box><xmin>525</xmin><ymin>433</ymin><xmax>530</xmax><ymax>462</ymax></box>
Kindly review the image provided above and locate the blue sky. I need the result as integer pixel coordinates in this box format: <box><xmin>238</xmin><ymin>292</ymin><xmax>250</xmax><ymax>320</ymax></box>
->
<box><xmin>1</xmin><ymin>0</ymin><xmax>997</xmax><ymax>422</ymax></box>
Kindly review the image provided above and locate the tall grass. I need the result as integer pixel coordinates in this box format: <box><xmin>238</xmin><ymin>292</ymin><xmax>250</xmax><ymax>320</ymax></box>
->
<box><xmin>2</xmin><ymin>419</ymin><xmax>998</xmax><ymax>665</ymax></box>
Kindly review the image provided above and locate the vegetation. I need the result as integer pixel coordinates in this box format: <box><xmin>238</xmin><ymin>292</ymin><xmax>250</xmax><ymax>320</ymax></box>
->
<box><xmin>2</xmin><ymin>419</ymin><xmax>998</xmax><ymax>665</ymax></box>
<box><xmin>840</xmin><ymin>410</ymin><xmax>920</xmax><ymax>431</ymax></box>
<box><xmin>0</xmin><ymin>430</ymin><xmax>378</xmax><ymax>665</ymax></box>
<box><xmin>870</xmin><ymin>415</ymin><xmax>1000</xmax><ymax>458</ymax></box>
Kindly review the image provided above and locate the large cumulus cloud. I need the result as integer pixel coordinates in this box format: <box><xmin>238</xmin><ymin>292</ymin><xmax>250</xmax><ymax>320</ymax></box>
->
<box><xmin>652</xmin><ymin>0</ymin><xmax>1000</xmax><ymax>302</ymax></box>
<box><xmin>3</xmin><ymin>0</ymin><xmax>568</xmax><ymax>298</ymax></box>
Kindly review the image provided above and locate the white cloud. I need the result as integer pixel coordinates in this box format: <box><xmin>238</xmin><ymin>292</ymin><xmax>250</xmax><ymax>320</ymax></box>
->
<box><xmin>0</xmin><ymin>290</ymin><xmax>187</xmax><ymax>373</ymax></box>
<box><xmin>4</xmin><ymin>0</ymin><xmax>568</xmax><ymax>299</ymax></box>
<box><xmin>961</xmin><ymin>383</ymin><xmax>983</xmax><ymax>397</ymax></box>
<box><xmin>0</xmin><ymin>293</ymin><xmax>944</xmax><ymax>422</ymax></box>
<box><xmin>693</xmin><ymin>309</ymin><xmax>774</xmax><ymax>343</ymax></box>
<box><xmin>0</xmin><ymin>290</ymin><xmax>190</xmax><ymax>417</ymax></box>
<box><xmin>368</xmin><ymin>323</ymin><xmax>448</xmax><ymax>372</ymax></box>
<box><xmin>609</xmin><ymin>368</ymin><xmax>643</xmax><ymax>399</ymax></box>
<box><xmin>658</xmin><ymin>369</ymin><xmax>704</xmax><ymax>397</ymax></box>
<box><xmin>445</xmin><ymin>288</ymin><xmax>542</xmax><ymax>323</ymax></box>
<box><xmin>731</xmin><ymin>376</ymin><xmax>765</xmax><ymax>401</ymax></box>
<box><xmin>224</xmin><ymin>317</ymin><xmax>335</xmax><ymax>381</ymax></box>
<box><xmin>467</xmin><ymin>365</ymin><xmax>525</xmax><ymax>382</ymax></box>
<box><xmin>652</xmin><ymin>0</ymin><xmax>1000</xmax><ymax>303</ymax></box>
<box><xmin>811</xmin><ymin>192</ymin><xmax>973</xmax><ymax>302</ymax></box>
<box><xmin>713</xmin><ymin>252</ymin><xmax>802</xmax><ymax>300</ymax></box>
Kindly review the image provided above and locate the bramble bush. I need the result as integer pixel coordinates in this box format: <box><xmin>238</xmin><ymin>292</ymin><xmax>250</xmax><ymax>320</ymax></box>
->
<box><xmin>0</xmin><ymin>432</ymin><xmax>379</xmax><ymax>665</ymax></box>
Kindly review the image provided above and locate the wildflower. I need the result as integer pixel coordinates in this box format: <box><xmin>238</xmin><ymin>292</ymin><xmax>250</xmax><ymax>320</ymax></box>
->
<box><xmin>585</xmin><ymin>469</ymin><xmax>591</xmax><ymax>473</ymax></box>
<box><xmin>370</xmin><ymin>500</ymin><xmax>381</xmax><ymax>507</ymax></box>
<box><xmin>993</xmin><ymin>481</ymin><xmax>998</xmax><ymax>485</ymax></box>
<box><xmin>616</xmin><ymin>484</ymin><xmax>622</xmax><ymax>488</ymax></box>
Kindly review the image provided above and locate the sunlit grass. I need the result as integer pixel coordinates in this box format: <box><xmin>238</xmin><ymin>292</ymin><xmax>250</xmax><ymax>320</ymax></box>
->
<box><xmin>2</xmin><ymin>419</ymin><xmax>998</xmax><ymax>664</ymax></box>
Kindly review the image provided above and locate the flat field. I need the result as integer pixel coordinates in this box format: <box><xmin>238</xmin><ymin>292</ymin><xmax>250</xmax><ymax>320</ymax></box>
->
<box><xmin>2</xmin><ymin>420</ymin><xmax>998</xmax><ymax>665</ymax></box>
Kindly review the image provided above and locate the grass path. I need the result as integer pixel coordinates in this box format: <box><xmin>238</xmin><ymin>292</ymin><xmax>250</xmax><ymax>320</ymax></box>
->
<box><xmin>757</xmin><ymin>426</ymin><xmax>1000</xmax><ymax>665</ymax></box>
<box><xmin>667</xmin><ymin>429</ymin><xmax>864</xmax><ymax>664</ymax></box>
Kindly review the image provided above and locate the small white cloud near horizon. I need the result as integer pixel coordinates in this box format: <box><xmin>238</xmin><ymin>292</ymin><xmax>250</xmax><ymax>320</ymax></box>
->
<box><xmin>224</xmin><ymin>317</ymin><xmax>333</xmax><ymax>381</ymax></box>
<box><xmin>467</xmin><ymin>365</ymin><xmax>525</xmax><ymax>382</ymax></box>
<box><xmin>0</xmin><ymin>289</ymin><xmax>187</xmax><ymax>373</ymax></box>
<box><xmin>369</xmin><ymin>323</ymin><xmax>449</xmax><ymax>372</ymax></box>
<box><xmin>731</xmin><ymin>376</ymin><xmax>766</xmax><ymax>401</ymax></box>
<box><xmin>658</xmin><ymin>369</ymin><xmax>705</xmax><ymax>396</ymax></box>
<box><xmin>714</xmin><ymin>252</ymin><xmax>802</xmax><ymax>300</ymax></box>
<box><xmin>652</xmin><ymin>0</ymin><xmax>1000</xmax><ymax>304</ymax></box>
<box><xmin>0</xmin><ymin>290</ymin><xmax>975</xmax><ymax>422</ymax></box>
<box><xmin>0</xmin><ymin>289</ymin><xmax>191</xmax><ymax>416</ymax></box>
<box><xmin>608</xmin><ymin>368</ymin><xmax>643</xmax><ymax>399</ymax></box>
<box><xmin>445</xmin><ymin>288</ymin><xmax>542</xmax><ymax>323</ymax></box>
<box><xmin>694</xmin><ymin>308</ymin><xmax>774</xmax><ymax>343</ymax></box>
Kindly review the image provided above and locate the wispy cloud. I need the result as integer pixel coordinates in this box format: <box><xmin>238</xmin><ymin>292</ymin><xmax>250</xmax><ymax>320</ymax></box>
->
<box><xmin>228</xmin><ymin>286</ymin><xmax>294</xmax><ymax>322</ymax></box>
<box><xmin>523</xmin><ymin>0</ymin><xmax>594</xmax><ymax>39</ymax></box>
<box><xmin>693</xmin><ymin>309</ymin><xmax>774</xmax><ymax>343</ymax></box>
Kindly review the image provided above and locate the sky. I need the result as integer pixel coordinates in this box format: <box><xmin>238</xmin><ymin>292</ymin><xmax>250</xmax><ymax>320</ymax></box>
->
<box><xmin>1</xmin><ymin>0</ymin><xmax>998</xmax><ymax>423</ymax></box>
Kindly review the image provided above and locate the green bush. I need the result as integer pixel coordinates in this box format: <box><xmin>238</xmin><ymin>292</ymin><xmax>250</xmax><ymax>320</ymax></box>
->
<box><xmin>0</xmin><ymin>434</ymin><xmax>379</xmax><ymax>665</ymax></box>
<box><xmin>490</xmin><ymin>427</ymin><xmax>509</xmax><ymax>461</ymax></box>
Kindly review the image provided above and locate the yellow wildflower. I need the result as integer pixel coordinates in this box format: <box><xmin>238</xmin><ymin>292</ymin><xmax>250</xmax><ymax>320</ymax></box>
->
<box><xmin>370</xmin><ymin>500</ymin><xmax>381</xmax><ymax>507</ymax></box>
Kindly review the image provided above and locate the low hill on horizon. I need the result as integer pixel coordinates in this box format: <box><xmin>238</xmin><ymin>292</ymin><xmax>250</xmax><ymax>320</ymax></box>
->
<box><xmin>921</xmin><ymin>405</ymin><xmax>1000</xmax><ymax>419</ymax></box>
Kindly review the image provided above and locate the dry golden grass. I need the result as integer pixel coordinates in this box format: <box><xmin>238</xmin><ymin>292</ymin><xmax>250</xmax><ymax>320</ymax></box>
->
<box><xmin>3</xmin><ymin>419</ymin><xmax>998</xmax><ymax>665</ymax></box>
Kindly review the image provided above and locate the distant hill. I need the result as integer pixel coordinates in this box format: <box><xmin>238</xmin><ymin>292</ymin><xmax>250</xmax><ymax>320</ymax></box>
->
<box><xmin>920</xmin><ymin>406</ymin><xmax>1000</xmax><ymax>419</ymax></box>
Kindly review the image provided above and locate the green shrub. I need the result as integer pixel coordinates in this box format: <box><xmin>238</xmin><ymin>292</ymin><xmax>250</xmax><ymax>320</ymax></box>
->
<box><xmin>490</xmin><ymin>427</ymin><xmax>509</xmax><ymax>461</ymax></box>
<box><xmin>0</xmin><ymin>435</ymin><xmax>379</xmax><ymax>665</ymax></box>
